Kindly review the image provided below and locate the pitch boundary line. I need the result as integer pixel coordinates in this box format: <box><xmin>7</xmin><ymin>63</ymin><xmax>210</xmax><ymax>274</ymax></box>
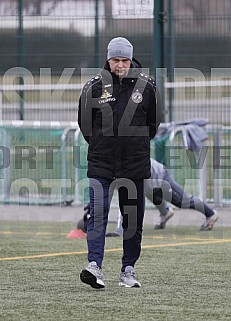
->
<box><xmin>0</xmin><ymin>231</ymin><xmax>69</xmax><ymax>236</ymax></box>
<box><xmin>0</xmin><ymin>231</ymin><xmax>226</xmax><ymax>244</ymax></box>
<box><xmin>0</xmin><ymin>231</ymin><xmax>226</xmax><ymax>241</ymax></box>
<box><xmin>0</xmin><ymin>238</ymin><xmax>231</xmax><ymax>261</ymax></box>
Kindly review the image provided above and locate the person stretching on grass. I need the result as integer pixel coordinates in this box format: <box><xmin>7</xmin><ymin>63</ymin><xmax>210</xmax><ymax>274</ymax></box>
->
<box><xmin>74</xmin><ymin>158</ymin><xmax>219</xmax><ymax>236</ymax></box>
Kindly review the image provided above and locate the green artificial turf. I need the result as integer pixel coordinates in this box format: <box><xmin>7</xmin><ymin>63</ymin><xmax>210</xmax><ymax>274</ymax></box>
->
<box><xmin>0</xmin><ymin>222</ymin><xmax>231</xmax><ymax>321</ymax></box>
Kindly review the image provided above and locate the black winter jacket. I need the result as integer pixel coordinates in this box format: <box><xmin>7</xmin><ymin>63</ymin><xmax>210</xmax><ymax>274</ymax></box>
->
<box><xmin>78</xmin><ymin>58</ymin><xmax>162</xmax><ymax>179</ymax></box>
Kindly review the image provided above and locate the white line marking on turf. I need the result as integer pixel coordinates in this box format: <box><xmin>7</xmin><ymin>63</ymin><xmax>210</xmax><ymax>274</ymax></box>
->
<box><xmin>0</xmin><ymin>239</ymin><xmax>231</xmax><ymax>261</ymax></box>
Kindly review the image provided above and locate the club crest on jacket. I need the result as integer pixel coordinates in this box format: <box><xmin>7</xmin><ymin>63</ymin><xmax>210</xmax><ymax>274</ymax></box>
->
<box><xmin>132</xmin><ymin>90</ymin><xmax>143</xmax><ymax>103</ymax></box>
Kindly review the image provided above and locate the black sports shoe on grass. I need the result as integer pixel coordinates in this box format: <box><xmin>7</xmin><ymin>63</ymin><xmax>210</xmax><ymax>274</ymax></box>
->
<box><xmin>154</xmin><ymin>208</ymin><xmax>174</xmax><ymax>229</ymax></box>
<box><xmin>80</xmin><ymin>261</ymin><xmax>105</xmax><ymax>289</ymax></box>
<box><xmin>200</xmin><ymin>211</ymin><xmax>219</xmax><ymax>231</ymax></box>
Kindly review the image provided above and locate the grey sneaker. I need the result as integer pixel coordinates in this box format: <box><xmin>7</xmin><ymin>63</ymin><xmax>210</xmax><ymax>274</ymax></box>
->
<box><xmin>80</xmin><ymin>261</ymin><xmax>105</xmax><ymax>289</ymax></box>
<box><xmin>119</xmin><ymin>266</ymin><xmax>141</xmax><ymax>288</ymax></box>
<box><xmin>105</xmin><ymin>232</ymin><xmax>121</xmax><ymax>237</ymax></box>
<box><xmin>154</xmin><ymin>208</ymin><xmax>174</xmax><ymax>229</ymax></box>
<box><xmin>200</xmin><ymin>210</ymin><xmax>219</xmax><ymax>231</ymax></box>
<box><xmin>106</xmin><ymin>227</ymin><xmax>123</xmax><ymax>237</ymax></box>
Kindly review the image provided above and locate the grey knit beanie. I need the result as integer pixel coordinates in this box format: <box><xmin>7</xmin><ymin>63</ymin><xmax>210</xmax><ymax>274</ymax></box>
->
<box><xmin>107</xmin><ymin>37</ymin><xmax>133</xmax><ymax>61</ymax></box>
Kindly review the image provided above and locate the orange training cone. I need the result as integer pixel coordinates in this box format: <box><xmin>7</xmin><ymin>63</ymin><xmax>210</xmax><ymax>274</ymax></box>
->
<box><xmin>67</xmin><ymin>228</ymin><xmax>86</xmax><ymax>239</ymax></box>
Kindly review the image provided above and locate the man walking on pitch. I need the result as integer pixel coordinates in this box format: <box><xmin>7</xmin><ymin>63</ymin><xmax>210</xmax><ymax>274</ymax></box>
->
<box><xmin>78</xmin><ymin>37</ymin><xmax>162</xmax><ymax>288</ymax></box>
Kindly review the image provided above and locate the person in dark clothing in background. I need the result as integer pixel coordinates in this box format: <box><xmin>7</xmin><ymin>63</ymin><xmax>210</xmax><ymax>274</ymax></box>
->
<box><xmin>145</xmin><ymin>159</ymin><xmax>218</xmax><ymax>231</ymax></box>
<box><xmin>78</xmin><ymin>37</ymin><xmax>162</xmax><ymax>288</ymax></box>
<box><xmin>110</xmin><ymin>158</ymin><xmax>218</xmax><ymax>234</ymax></box>
<box><xmin>74</xmin><ymin>158</ymin><xmax>218</xmax><ymax>237</ymax></box>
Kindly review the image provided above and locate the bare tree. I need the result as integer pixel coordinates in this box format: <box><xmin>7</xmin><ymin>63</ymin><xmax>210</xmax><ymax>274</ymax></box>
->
<box><xmin>0</xmin><ymin>0</ymin><xmax>17</xmax><ymax>15</ymax></box>
<box><xmin>0</xmin><ymin>0</ymin><xmax>60</xmax><ymax>15</ymax></box>
<box><xmin>174</xmin><ymin>0</ymin><xmax>207</xmax><ymax>17</ymax></box>
<box><xmin>23</xmin><ymin>0</ymin><xmax>60</xmax><ymax>15</ymax></box>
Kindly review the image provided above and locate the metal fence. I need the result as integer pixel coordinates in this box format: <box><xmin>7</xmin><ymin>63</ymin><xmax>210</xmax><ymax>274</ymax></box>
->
<box><xmin>1</xmin><ymin>0</ymin><xmax>231</xmax><ymax>74</ymax></box>
<box><xmin>0</xmin><ymin>0</ymin><xmax>231</xmax><ymax>207</ymax></box>
<box><xmin>1</xmin><ymin>0</ymin><xmax>231</xmax><ymax>122</ymax></box>
<box><xmin>0</xmin><ymin>124</ymin><xmax>77</xmax><ymax>205</ymax></box>
<box><xmin>1</xmin><ymin>122</ymin><xmax>230</xmax><ymax>207</ymax></box>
